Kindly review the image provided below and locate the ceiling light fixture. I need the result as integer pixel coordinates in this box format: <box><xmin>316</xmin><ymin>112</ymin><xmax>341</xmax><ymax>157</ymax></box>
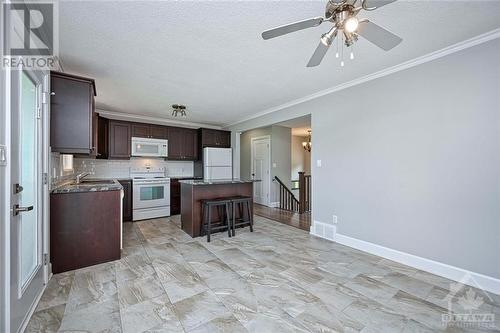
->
<box><xmin>302</xmin><ymin>130</ymin><xmax>312</xmax><ymax>152</ymax></box>
<box><xmin>344</xmin><ymin>16</ymin><xmax>359</xmax><ymax>33</ymax></box>
<box><xmin>320</xmin><ymin>27</ymin><xmax>337</xmax><ymax>46</ymax></box>
<box><xmin>171</xmin><ymin>104</ymin><xmax>187</xmax><ymax>117</ymax></box>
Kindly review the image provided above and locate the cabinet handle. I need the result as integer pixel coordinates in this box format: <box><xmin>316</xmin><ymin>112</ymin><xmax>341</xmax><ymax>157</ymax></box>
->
<box><xmin>50</xmin><ymin>92</ymin><xmax>56</xmax><ymax>96</ymax></box>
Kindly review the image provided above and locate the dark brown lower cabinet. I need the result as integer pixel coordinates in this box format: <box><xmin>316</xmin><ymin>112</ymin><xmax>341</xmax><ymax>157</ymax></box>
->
<box><xmin>170</xmin><ymin>179</ymin><xmax>181</xmax><ymax>215</ymax></box>
<box><xmin>50</xmin><ymin>190</ymin><xmax>121</xmax><ymax>273</ymax></box>
<box><xmin>118</xmin><ymin>179</ymin><xmax>133</xmax><ymax>221</ymax></box>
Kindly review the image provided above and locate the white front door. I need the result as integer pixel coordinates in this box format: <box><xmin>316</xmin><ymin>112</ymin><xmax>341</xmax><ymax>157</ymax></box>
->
<box><xmin>251</xmin><ymin>137</ymin><xmax>270</xmax><ymax>206</ymax></box>
<box><xmin>10</xmin><ymin>70</ymin><xmax>46</xmax><ymax>333</ymax></box>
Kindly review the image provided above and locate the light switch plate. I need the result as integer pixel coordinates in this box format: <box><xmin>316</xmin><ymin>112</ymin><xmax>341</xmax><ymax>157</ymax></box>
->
<box><xmin>272</xmin><ymin>163</ymin><xmax>277</xmax><ymax>168</ymax></box>
<box><xmin>316</xmin><ymin>159</ymin><xmax>322</xmax><ymax>167</ymax></box>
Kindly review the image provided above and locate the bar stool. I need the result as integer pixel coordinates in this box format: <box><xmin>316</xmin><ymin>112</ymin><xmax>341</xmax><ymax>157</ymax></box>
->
<box><xmin>229</xmin><ymin>196</ymin><xmax>253</xmax><ymax>236</ymax></box>
<box><xmin>201</xmin><ymin>198</ymin><xmax>231</xmax><ymax>242</ymax></box>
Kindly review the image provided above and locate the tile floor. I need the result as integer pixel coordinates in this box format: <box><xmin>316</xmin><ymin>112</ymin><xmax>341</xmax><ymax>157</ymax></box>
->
<box><xmin>27</xmin><ymin>215</ymin><xmax>500</xmax><ymax>332</ymax></box>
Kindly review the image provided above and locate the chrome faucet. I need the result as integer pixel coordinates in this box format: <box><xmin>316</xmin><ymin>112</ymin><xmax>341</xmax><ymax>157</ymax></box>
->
<box><xmin>75</xmin><ymin>172</ymin><xmax>90</xmax><ymax>184</ymax></box>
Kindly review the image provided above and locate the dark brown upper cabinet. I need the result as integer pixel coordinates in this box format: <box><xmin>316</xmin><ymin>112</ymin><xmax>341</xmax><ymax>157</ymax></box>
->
<box><xmin>108</xmin><ymin>120</ymin><xmax>131</xmax><ymax>159</ymax></box>
<box><xmin>131</xmin><ymin>123</ymin><xmax>169</xmax><ymax>139</ymax></box>
<box><xmin>50</xmin><ymin>71</ymin><xmax>97</xmax><ymax>155</ymax></box>
<box><xmin>199</xmin><ymin>128</ymin><xmax>231</xmax><ymax>148</ymax></box>
<box><xmin>168</xmin><ymin>127</ymin><xmax>198</xmax><ymax>161</ymax></box>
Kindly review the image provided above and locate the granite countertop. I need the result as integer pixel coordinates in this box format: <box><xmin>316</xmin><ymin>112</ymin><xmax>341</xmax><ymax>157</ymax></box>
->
<box><xmin>169</xmin><ymin>176</ymin><xmax>203</xmax><ymax>180</ymax></box>
<box><xmin>51</xmin><ymin>179</ymin><xmax>123</xmax><ymax>194</ymax></box>
<box><xmin>179</xmin><ymin>179</ymin><xmax>260</xmax><ymax>186</ymax></box>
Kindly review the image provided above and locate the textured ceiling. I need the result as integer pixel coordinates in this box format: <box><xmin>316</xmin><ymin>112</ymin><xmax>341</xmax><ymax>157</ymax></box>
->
<box><xmin>58</xmin><ymin>0</ymin><xmax>500</xmax><ymax>126</ymax></box>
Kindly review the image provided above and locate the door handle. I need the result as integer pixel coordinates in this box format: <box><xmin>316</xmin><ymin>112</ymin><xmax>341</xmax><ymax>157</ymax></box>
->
<box><xmin>13</xmin><ymin>204</ymin><xmax>33</xmax><ymax>216</ymax></box>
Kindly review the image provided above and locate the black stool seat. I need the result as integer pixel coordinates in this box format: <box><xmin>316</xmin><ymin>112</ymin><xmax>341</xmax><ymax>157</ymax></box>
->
<box><xmin>201</xmin><ymin>198</ymin><xmax>231</xmax><ymax>242</ymax></box>
<box><xmin>228</xmin><ymin>196</ymin><xmax>253</xmax><ymax>236</ymax></box>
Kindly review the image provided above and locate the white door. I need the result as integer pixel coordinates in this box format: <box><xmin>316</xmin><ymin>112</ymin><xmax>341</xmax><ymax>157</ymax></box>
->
<box><xmin>10</xmin><ymin>70</ymin><xmax>46</xmax><ymax>332</ymax></box>
<box><xmin>251</xmin><ymin>137</ymin><xmax>270</xmax><ymax>206</ymax></box>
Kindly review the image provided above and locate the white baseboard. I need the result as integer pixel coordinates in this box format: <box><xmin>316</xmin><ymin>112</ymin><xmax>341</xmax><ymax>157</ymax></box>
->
<box><xmin>333</xmin><ymin>233</ymin><xmax>500</xmax><ymax>295</ymax></box>
<box><xmin>309</xmin><ymin>220</ymin><xmax>500</xmax><ymax>295</ymax></box>
<box><xmin>268</xmin><ymin>202</ymin><xmax>279</xmax><ymax>208</ymax></box>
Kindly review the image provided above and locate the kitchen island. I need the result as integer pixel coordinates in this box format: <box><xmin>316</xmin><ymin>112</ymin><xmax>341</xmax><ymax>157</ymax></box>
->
<box><xmin>179</xmin><ymin>179</ymin><xmax>255</xmax><ymax>237</ymax></box>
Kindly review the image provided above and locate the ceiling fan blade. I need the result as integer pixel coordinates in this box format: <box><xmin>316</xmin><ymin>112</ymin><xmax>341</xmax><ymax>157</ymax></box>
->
<box><xmin>357</xmin><ymin>20</ymin><xmax>402</xmax><ymax>51</ymax></box>
<box><xmin>362</xmin><ymin>0</ymin><xmax>397</xmax><ymax>10</ymax></box>
<box><xmin>262</xmin><ymin>17</ymin><xmax>324</xmax><ymax>40</ymax></box>
<box><xmin>307</xmin><ymin>41</ymin><xmax>330</xmax><ymax>67</ymax></box>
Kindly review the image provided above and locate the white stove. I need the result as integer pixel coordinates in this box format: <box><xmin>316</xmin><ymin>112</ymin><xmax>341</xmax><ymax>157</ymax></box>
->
<box><xmin>131</xmin><ymin>167</ymin><xmax>170</xmax><ymax>221</ymax></box>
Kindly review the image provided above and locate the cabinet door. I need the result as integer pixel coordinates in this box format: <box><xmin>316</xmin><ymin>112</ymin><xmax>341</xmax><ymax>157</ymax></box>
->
<box><xmin>109</xmin><ymin>121</ymin><xmax>131</xmax><ymax>159</ymax></box>
<box><xmin>217</xmin><ymin>130</ymin><xmax>231</xmax><ymax>148</ymax></box>
<box><xmin>170</xmin><ymin>179</ymin><xmax>180</xmax><ymax>215</ymax></box>
<box><xmin>97</xmin><ymin>116</ymin><xmax>109</xmax><ymax>159</ymax></box>
<box><xmin>167</xmin><ymin>127</ymin><xmax>184</xmax><ymax>160</ymax></box>
<box><xmin>118</xmin><ymin>179</ymin><xmax>133</xmax><ymax>221</ymax></box>
<box><xmin>183</xmin><ymin>129</ymin><xmax>198</xmax><ymax>160</ymax></box>
<box><xmin>131</xmin><ymin>123</ymin><xmax>151</xmax><ymax>138</ymax></box>
<box><xmin>201</xmin><ymin>129</ymin><xmax>218</xmax><ymax>147</ymax></box>
<box><xmin>150</xmin><ymin>125</ymin><xmax>168</xmax><ymax>139</ymax></box>
<box><xmin>50</xmin><ymin>74</ymin><xmax>94</xmax><ymax>154</ymax></box>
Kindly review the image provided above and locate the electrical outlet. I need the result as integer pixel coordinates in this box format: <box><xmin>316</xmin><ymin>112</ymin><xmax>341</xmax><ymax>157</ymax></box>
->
<box><xmin>316</xmin><ymin>160</ymin><xmax>322</xmax><ymax>167</ymax></box>
<box><xmin>333</xmin><ymin>215</ymin><xmax>338</xmax><ymax>224</ymax></box>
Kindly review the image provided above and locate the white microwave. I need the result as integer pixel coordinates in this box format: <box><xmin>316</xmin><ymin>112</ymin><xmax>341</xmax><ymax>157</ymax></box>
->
<box><xmin>131</xmin><ymin>137</ymin><xmax>168</xmax><ymax>157</ymax></box>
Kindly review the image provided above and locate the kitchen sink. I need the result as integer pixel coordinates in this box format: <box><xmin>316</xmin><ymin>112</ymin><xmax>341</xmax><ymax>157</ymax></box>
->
<box><xmin>79</xmin><ymin>179</ymin><xmax>116</xmax><ymax>185</ymax></box>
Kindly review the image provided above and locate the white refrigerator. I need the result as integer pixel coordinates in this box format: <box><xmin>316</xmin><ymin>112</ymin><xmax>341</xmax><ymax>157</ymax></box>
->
<box><xmin>203</xmin><ymin>147</ymin><xmax>233</xmax><ymax>181</ymax></box>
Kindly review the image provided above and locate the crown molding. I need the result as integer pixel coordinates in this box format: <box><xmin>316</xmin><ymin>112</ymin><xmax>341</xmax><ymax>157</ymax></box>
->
<box><xmin>225</xmin><ymin>28</ymin><xmax>500</xmax><ymax>129</ymax></box>
<box><xmin>97</xmin><ymin>109</ymin><xmax>222</xmax><ymax>129</ymax></box>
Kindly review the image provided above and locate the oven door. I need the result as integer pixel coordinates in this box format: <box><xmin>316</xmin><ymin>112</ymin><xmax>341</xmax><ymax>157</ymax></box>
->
<box><xmin>133</xmin><ymin>181</ymin><xmax>170</xmax><ymax>209</ymax></box>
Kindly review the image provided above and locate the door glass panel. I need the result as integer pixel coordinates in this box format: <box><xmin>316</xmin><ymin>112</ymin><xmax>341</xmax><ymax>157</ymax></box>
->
<box><xmin>20</xmin><ymin>72</ymin><xmax>38</xmax><ymax>287</ymax></box>
<box><xmin>135</xmin><ymin>143</ymin><xmax>159</xmax><ymax>154</ymax></box>
<box><xmin>140</xmin><ymin>186</ymin><xmax>164</xmax><ymax>200</ymax></box>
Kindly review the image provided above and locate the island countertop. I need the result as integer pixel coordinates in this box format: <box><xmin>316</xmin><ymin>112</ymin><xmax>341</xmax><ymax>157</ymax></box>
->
<box><xmin>179</xmin><ymin>178</ymin><xmax>259</xmax><ymax>186</ymax></box>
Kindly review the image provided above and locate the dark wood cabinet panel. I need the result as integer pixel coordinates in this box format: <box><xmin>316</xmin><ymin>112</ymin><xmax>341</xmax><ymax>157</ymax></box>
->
<box><xmin>50</xmin><ymin>71</ymin><xmax>97</xmax><ymax>155</ymax></box>
<box><xmin>131</xmin><ymin>123</ymin><xmax>168</xmax><ymax>139</ymax></box>
<box><xmin>118</xmin><ymin>179</ymin><xmax>133</xmax><ymax>221</ymax></box>
<box><xmin>167</xmin><ymin>127</ymin><xmax>184</xmax><ymax>160</ymax></box>
<box><xmin>168</xmin><ymin>128</ymin><xmax>197</xmax><ymax>160</ymax></box>
<box><xmin>151</xmin><ymin>125</ymin><xmax>168</xmax><ymax>139</ymax></box>
<box><xmin>170</xmin><ymin>179</ymin><xmax>181</xmax><ymax>215</ymax></box>
<box><xmin>97</xmin><ymin>116</ymin><xmax>109</xmax><ymax>159</ymax></box>
<box><xmin>131</xmin><ymin>123</ymin><xmax>151</xmax><ymax>138</ymax></box>
<box><xmin>50</xmin><ymin>191</ymin><xmax>121</xmax><ymax>273</ymax></box>
<box><xmin>109</xmin><ymin>120</ymin><xmax>131</xmax><ymax>159</ymax></box>
<box><xmin>199</xmin><ymin>128</ymin><xmax>231</xmax><ymax>148</ymax></box>
<box><xmin>183</xmin><ymin>129</ymin><xmax>198</xmax><ymax>160</ymax></box>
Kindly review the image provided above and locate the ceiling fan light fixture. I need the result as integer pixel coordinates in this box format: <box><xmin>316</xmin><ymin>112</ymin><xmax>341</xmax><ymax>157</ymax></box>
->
<box><xmin>320</xmin><ymin>26</ymin><xmax>337</xmax><ymax>46</ymax></box>
<box><xmin>344</xmin><ymin>16</ymin><xmax>359</xmax><ymax>33</ymax></box>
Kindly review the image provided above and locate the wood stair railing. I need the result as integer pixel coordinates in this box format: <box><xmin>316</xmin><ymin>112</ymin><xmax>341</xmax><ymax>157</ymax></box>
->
<box><xmin>298</xmin><ymin>172</ymin><xmax>311</xmax><ymax>214</ymax></box>
<box><xmin>274</xmin><ymin>176</ymin><xmax>300</xmax><ymax>212</ymax></box>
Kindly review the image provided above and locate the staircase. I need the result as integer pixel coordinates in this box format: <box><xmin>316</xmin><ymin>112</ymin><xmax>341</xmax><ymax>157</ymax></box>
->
<box><xmin>274</xmin><ymin>172</ymin><xmax>311</xmax><ymax>214</ymax></box>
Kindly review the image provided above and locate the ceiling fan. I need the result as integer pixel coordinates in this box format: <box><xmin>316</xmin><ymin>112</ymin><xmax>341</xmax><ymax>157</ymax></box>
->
<box><xmin>261</xmin><ymin>0</ymin><xmax>403</xmax><ymax>67</ymax></box>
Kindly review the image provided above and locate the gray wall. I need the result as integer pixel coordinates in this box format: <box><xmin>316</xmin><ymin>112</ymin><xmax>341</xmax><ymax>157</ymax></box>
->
<box><xmin>270</xmin><ymin>125</ymin><xmax>292</xmax><ymax>202</ymax></box>
<box><xmin>240</xmin><ymin>126</ymin><xmax>271</xmax><ymax>180</ymax></box>
<box><xmin>229</xmin><ymin>38</ymin><xmax>500</xmax><ymax>279</ymax></box>
<box><xmin>240</xmin><ymin>125</ymin><xmax>292</xmax><ymax>203</ymax></box>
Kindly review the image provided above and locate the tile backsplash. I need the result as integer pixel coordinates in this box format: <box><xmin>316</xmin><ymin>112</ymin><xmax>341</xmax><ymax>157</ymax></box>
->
<box><xmin>73</xmin><ymin>158</ymin><xmax>194</xmax><ymax>179</ymax></box>
<box><xmin>51</xmin><ymin>152</ymin><xmax>75</xmax><ymax>188</ymax></box>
